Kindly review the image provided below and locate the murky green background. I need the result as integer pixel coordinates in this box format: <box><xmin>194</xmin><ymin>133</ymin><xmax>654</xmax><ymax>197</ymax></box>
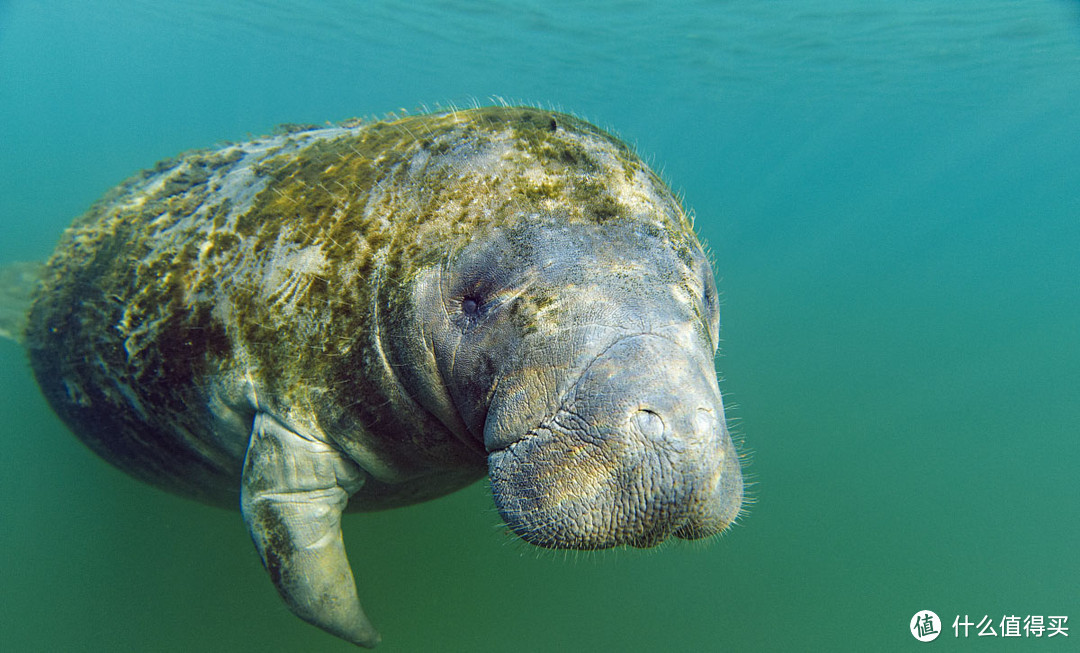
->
<box><xmin>1</xmin><ymin>1</ymin><xmax>1077</xmax><ymax>651</ymax></box>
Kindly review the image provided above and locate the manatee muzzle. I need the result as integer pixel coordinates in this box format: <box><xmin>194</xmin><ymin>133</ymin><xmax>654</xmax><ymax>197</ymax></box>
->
<box><xmin>488</xmin><ymin>334</ymin><xmax>742</xmax><ymax>549</ymax></box>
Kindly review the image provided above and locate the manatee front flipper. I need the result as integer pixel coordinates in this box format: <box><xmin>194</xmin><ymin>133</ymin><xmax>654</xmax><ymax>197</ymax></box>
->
<box><xmin>241</xmin><ymin>413</ymin><xmax>379</xmax><ymax>647</ymax></box>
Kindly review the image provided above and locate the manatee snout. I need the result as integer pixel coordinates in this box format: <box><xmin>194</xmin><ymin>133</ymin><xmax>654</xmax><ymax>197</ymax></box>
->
<box><xmin>489</xmin><ymin>333</ymin><xmax>742</xmax><ymax>549</ymax></box>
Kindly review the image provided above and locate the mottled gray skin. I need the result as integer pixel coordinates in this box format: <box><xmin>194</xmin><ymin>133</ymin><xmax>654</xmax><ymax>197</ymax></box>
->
<box><xmin>23</xmin><ymin>107</ymin><xmax>743</xmax><ymax>647</ymax></box>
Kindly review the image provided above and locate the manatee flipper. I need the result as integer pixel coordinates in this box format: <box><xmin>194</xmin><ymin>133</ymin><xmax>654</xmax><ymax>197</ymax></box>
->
<box><xmin>241</xmin><ymin>413</ymin><xmax>379</xmax><ymax>647</ymax></box>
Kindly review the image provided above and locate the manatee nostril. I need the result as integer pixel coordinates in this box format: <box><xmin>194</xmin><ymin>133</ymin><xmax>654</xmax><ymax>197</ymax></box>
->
<box><xmin>694</xmin><ymin>407</ymin><xmax>717</xmax><ymax>440</ymax></box>
<box><xmin>633</xmin><ymin>408</ymin><xmax>665</xmax><ymax>439</ymax></box>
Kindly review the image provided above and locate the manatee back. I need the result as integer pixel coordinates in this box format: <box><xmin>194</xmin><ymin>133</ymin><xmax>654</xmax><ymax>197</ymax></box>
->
<box><xmin>22</xmin><ymin>115</ymin><xmax>487</xmax><ymax>507</ymax></box>
<box><xmin>21</xmin><ymin>131</ymin><xmax>359</xmax><ymax>508</ymax></box>
<box><xmin>25</xmin><ymin>183</ymin><xmax>246</xmax><ymax>506</ymax></box>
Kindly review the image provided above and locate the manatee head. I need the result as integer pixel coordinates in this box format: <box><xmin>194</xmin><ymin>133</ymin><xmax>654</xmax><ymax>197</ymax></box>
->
<box><xmin>386</xmin><ymin>109</ymin><xmax>742</xmax><ymax>549</ymax></box>
<box><xmin>396</xmin><ymin>209</ymin><xmax>742</xmax><ymax>548</ymax></box>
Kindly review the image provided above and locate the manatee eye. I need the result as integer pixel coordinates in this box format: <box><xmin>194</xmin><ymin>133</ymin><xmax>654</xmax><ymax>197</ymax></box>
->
<box><xmin>461</xmin><ymin>295</ymin><xmax>481</xmax><ymax>316</ymax></box>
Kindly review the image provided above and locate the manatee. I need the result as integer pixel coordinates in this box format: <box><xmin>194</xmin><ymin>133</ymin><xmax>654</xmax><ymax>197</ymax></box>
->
<box><xmin>6</xmin><ymin>106</ymin><xmax>743</xmax><ymax>647</ymax></box>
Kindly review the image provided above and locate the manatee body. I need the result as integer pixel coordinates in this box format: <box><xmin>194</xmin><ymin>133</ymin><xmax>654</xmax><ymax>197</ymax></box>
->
<box><xmin>24</xmin><ymin>106</ymin><xmax>743</xmax><ymax>647</ymax></box>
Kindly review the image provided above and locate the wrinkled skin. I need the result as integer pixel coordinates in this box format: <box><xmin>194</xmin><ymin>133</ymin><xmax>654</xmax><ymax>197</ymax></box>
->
<box><xmin>394</xmin><ymin>214</ymin><xmax>742</xmax><ymax>549</ymax></box>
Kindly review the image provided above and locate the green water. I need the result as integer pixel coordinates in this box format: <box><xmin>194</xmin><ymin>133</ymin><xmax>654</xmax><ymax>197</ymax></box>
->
<box><xmin>1</xmin><ymin>1</ymin><xmax>1078</xmax><ymax>651</ymax></box>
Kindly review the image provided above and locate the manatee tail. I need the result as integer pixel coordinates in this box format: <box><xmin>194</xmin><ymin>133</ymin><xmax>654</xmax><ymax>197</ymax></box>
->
<box><xmin>0</xmin><ymin>261</ymin><xmax>44</xmax><ymax>345</ymax></box>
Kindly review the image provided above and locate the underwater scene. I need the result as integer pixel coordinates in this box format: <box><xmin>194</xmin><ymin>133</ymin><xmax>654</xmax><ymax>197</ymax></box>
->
<box><xmin>1</xmin><ymin>1</ymin><xmax>1077</xmax><ymax>651</ymax></box>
